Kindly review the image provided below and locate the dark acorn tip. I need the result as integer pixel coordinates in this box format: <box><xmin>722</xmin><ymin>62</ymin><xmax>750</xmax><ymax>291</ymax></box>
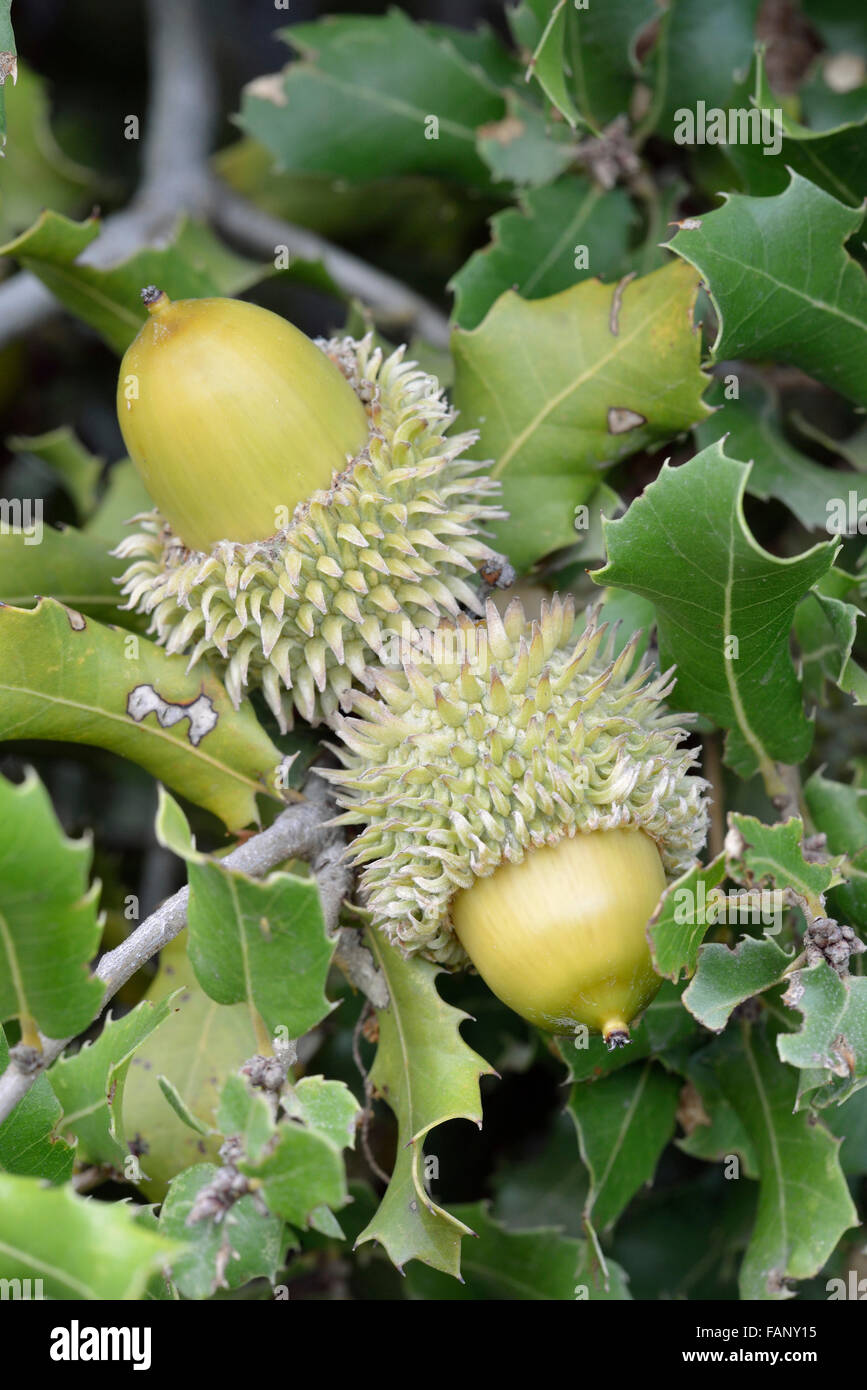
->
<box><xmin>603</xmin><ymin>1028</ymin><xmax>631</xmax><ymax>1051</ymax></box>
<box><xmin>140</xmin><ymin>285</ymin><xmax>163</xmax><ymax>305</ymax></box>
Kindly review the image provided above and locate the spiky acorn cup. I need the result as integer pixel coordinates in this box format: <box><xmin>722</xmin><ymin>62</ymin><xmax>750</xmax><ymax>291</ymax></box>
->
<box><xmin>323</xmin><ymin>597</ymin><xmax>709</xmax><ymax>1044</ymax></box>
<box><xmin>113</xmin><ymin>289</ymin><xmax>503</xmax><ymax>730</ymax></box>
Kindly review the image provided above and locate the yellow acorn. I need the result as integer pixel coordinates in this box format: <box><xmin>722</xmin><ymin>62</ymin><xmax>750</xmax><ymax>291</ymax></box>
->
<box><xmin>117</xmin><ymin>288</ymin><xmax>369</xmax><ymax>553</ymax></box>
<box><xmin>113</xmin><ymin>289</ymin><xmax>503</xmax><ymax>728</ymax></box>
<box><xmin>324</xmin><ymin>597</ymin><xmax>708</xmax><ymax>1046</ymax></box>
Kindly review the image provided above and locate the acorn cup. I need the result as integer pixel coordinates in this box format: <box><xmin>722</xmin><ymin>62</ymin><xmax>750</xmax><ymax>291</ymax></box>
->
<box><xmin>113</xmin><ymin>289</ymin><xmax>504</xmax><ymax>729</ymax></box>
<box><xmin>322</xmin><ymin>597</ymin><xmax>709</xmax><ymax>1046</ymax></box>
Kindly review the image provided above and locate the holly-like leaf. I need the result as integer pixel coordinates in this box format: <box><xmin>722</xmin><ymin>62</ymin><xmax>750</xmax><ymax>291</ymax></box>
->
<box><xmin>804</xmin><ymin>770</ymin><xmax>867</xmax><ymax>931</ymax></box>
<box><xmin>0</xmin><ymin>1026</ymin><xmax>74</xmax><ymax>1183</ymax></box>
<box><xmin>726</xmin><ymin>813</ymin><xmax>842</xmax><ymax>918</ymax></box>
<box><xmin>594</xmin><ymin>440</ymin><xmax>837</xmax><ymax>778</ymax></box>
<box><xmin>155</xmin><ymin>789</ymin><xmax>335</xmax><ymax>1041</ymax></box>
<box><xmin>0</xmin><ymin>767</ymin><xmax>102</xmax><ymax>1042</ymax></box>
<box><xmin>713</xmin><ymin>1025</ymin><xmax>857</xmax><ymax>1298</ymax></box>
<box><xmin>670</xmin><ymin>174</ymin><xmax>867</xmax><ymax>407</ymax></box>
<box><xmin>0</xmin><ymin>1174</ymin><xmax>183</xmax><ymax>1300</ymax></box>
<box><xmin>356</xmin><ymin>929</ymin><xmax>494</xmax><ymax>1277</ymax></box>
<box><xmin>158</xmin><ymin>1163</ymin><xmax>288</xmax><ymax>1300</ymax></box>
<box><xmin>683</xmin><ymin>936</ymin><xmax>793</xmax><ymax>1032</ymax></box>
<box><xmin>779</xmin><ymin>964</ymin><xmax>867</xmax><ymax>1108</ymax></box>
<box><xmin>475</xmin><ymin>89</ymin><xmax>575</xmax><ymax>187</ymax></box>
<box><xmin>648</xmin><ymin>853</ymin><xmax>727</xmax><ymax>982</ymax></box>
<box><xmin>450</xmin><ymin>177</ymin><xmax>635</xmax><ymax>329</ymax></box>
<box><xmin>695</xmin><ymin>375</ymin><xmax>867</xmax><ymax>534</ymax></box>
<box><xmin>639</xmin><ymin>0</ymin><xmax>760</xmax><ymax>140</ymax></box>
<box><xmin>238</xmin><ymin>1121</ymin><xmax>348</xmax><ymax>1229</ymax></box>
<box><xmin>0</xmin><ymin>598</ymin><xmax>283</xmax><ymax>832</ymax></box>
<box><xmin>283</xmin><ymin>1076</ymin><xmax>360</xmax><ymax>1155</ymax></box>
<box><xmin>48</xmin><ymin>998</ymin><xmax>176</xmax><ymax>1168</ymax></box>
<box><xmin>452</xmin><ymin>258</ymin><xmax>710</xmax><ymax>570</ymax></box>
<box><xmin>238</xmin><ymin>12</ymin><xmax>506</xmax><ymax>189</ymax></box>
<box><xmin>0</xmin><ymin>212</ymin><xmax>288</xmax><ymax>355</ymax></box>
<box><xmin>123</xmin><ymin>935</ymin><xmax>263</xmax><ymax>1200</ymax></box>
<box><xmin>568</xmin><ymin>1061</ymin><xmax>680</xmax><ymax>1232</ymax></box>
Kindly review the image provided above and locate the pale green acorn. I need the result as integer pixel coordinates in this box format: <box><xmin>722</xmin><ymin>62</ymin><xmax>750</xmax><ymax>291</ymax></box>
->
<box><xmin>113</xmin><ymin>290</ymin><xmax>503</xmax><ymax>729</ymax></box>
<box><xmin>323</xmin><ymin>597</ymin><xmax>709</xmax><ymax>1044</ymax></box>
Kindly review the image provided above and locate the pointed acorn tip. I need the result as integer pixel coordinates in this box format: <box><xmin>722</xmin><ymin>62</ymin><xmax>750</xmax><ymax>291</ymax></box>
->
<box><xmin>602</xmin><ymin>1023</ymin><xmax>631</xmax><ymax>1050</ymax></box>
<box><xmin>141</xmin><ymin>285</ymin><xmax>170</xmax><ymax>313</ymax></box>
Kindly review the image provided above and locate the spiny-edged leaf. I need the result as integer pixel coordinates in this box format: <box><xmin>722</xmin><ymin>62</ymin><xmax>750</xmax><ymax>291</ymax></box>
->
<box><xmin>779</xmin><ymin>964</ymin><xmax>867</xmax><ymax>1108</ymax></box>
<box><xmin>0</xmin><ymin>212</ymin><xmax>276</xmax><ymax>354</ymax></box>
<box><xmin>0</xmin><ymin>526</ymin><xmax>145</xmax><ymax>626</ymax></box>
<box><xmin>695</xmin><ymin>375</ymin><xmax>867</xmax><ymax>533</ymax></box>
<box><xmin>0</xmin><ymin>60</ymin><xmax>94</xmax><ymax>234</ymax></box>
<box><xmin>283</xmin><ymin>1076</ymin><xmax>360</xmax><ymax>1154</ymax></box>
<box><xmin>158</xmin><ymin>1163</ymin><xmax>288</xmax><ymax>1299</ymax></box>
<box><xmin>726</xmin><ymin>813</ymin><xmax>842</xmax><ymax>918</ymax></box>
<box><xmin>123</xmin><ymin>935</ymin><xmax>262</xmax><ymax>1201</ymax></box>
<box><xmin>356</xmin><ymin>928</ymin><xmax>493</xmax><ymax>1277</ymax></box>
<box><xmin>476</xmin><ymin>89</ymin><xmax>576</xmax><ymax>187</ymax></box>
<box><xmin>238</xmin><ymin>1122</ymin><xmax>348</xmax><ymax>1229</ymax></box>
<box><xmin>795</xmin><ymin>572</ymin><xmax>867</xmax><ymax>708</ymax></box>
<box><xmin>669</xmin><ymin>174</ymin><xmax>867</xmax><ymax>407</ymax></box>
<box><xmin>804</xmin><ymin>770</ymin><xmax>867</xmax><ymax>931</ymax></box>
<box><xmin>238</xmin><ymin>12</ymin><xmax>506</xmax><ymax>189</ymax></box>
<box><xmin>0</xmin><ymin>767</ymin><xmax>102</xmax><ymax>1040</ymax></box>
<box><xmin>48</xmin><ymin>997</ymin><xmax>176</xmax><ymax>1167</ymax></box>
<box><xmin>675</xmin><ymin>1047</ymin><xmax>759</xmax><ymax>1176</ymax></box>
<box><xmin>0</xmin><ymin>1174</ymin><xmax>183</xmax><ymax>1300</ymax></box>
<box><xmin>724</xmin><ymin>51</ymin><xmax>867</xmax><ymax>212</ymax></box>
<box><xmin>558</xmin><ymin>980</ymin><xmax>697</xmax><ymax>1083</ymax></box>
<box><xmin>648</xmin><ymin>853</ymin><xmax>727</xmax><ymax>981</ymax></box>
<box><xmin>0</xmin><ymin>1026</ymin><xmax>74</xmax><ymax>1183</ymax></box>
<box><xmin>568</xmin><ymin>1061</ymin><xmax>680</xmax><ymax>1232</ymax></box>
<box><xmin>217</xmin><ymin>1073</ymin><xmax>277</xmax><ymax>1162</ymax></box>
<box><xmin>0</xmin><ymin>598</ymin><xmax>283</xmax><ymax>832</ymax></box>
<box><xmin>521</xmin><ymin>0</ymin><xmax>585</xmax><ymax>129</ymax></box>
<box><xmin>683</xmin><ymin>936</ymin><xmax>793</xmax><ymax>1032</ymax></box>
<box><xmin>9</xmin><ymin>426</ymin><xmax>103</xmax><ymax>520</ymax></box>
<box><xmin>405</xmin><ymin>1202</ymin><xmax>612</xmax><ymax>1300</ymax></box>
<box><xmin>713</xmin><ymin>1024</ymin><xmax>857</xmax><ymax>1298</ymax></box>
<box><xmin>0</xmin><ymin>0</ymin><xmax>15</xmax><ymax>156</ymax></box>
<box><xmin>594</xmin><ymin>441</ymin><xmax>837</xmax><ymax>778</ymax></box>
<box><xmin>155</xmin><ymin>789</ymin><xmax>335</xmax><ymax>1039</ymax></box>
<box><xmin>639</xmin><ymin>0</ymin><xmax>759</xmax><ymax>140</ymax></box>
<box><xmin>452</xmin><ymin>258</ymin><xmax>710</xmax><ymax>570</ymax></box>
<box><xmin>450</xmin><ymin>177</ymin><xmax>636</xmax><ymax>329</ymax></box>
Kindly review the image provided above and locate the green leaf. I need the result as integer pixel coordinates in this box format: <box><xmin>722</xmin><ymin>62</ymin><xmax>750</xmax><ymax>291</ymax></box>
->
<box><xmin>0</xmin><ymin>767</ymin><xmax>102</xmax><ymax>1040</ymax></box>
<box><xmin>450</xmin><ymin>177</ymin><xmax>636</xmax><ymax>329</ymax></box>
<box><xmin>492</xmin><ymin>1109</ymin><xmax>587</xmax><ymax>1235</ymax></box>
<box><xmin>695</xmin><ymin>375</ymin><xmax>867</xmax><ymax>533</ymax></box>
<box><xmin>522</xmin><ymin>0</ymin><xmax>585</xmax><ymax>129</ymax></box>
<box><xmin>0</xmin><ymin>598</ymin><xmax>283</xmax><ymax>832</ymax></box>
<box><xmin>0</xmin><ymin>211</ymin><xmax>280</xmax><ymax>354</ymax></box>
<box><xmin>0</xmin><ymin>526</ymin><xmax>143</xmax><ymax>625</ymax></box>
<box><xmin>236</xmin><ymin>1083</ymin><xmax>352</xmax><ymax>1230</ymax></box>
<box><xmin>283</xmin><ymin>1076</ymin><xmax>360</xmax><ymax>1155</ymax></box>
<box><xmin>476</xmin><ymin>89</ymin><xmax>576</xmax><ymax>187</ymax></box>
<box><xmin>683</xmin><ymin>936</ymin><xmax>793</xmax><ymax>1032</ymax></box>
<box><xmin>804</xmin><ymin>770</ymin><xmax>867</xmax><ymax>931</ymax></box>
<box><xmin>648</xmin><ymin>854</ymin><xmax>727</xmax><ymax>981</ymax></box>
<box><xmin>158</xmin><ymin>1163</ymin><xmax>287</xmax><ymax>1299</ymax></box>
<box><xmin>639</xmin><ymin>0</ymin><xmax>760</xmax><ymax>140</ymax></box>
<box><xmin>238</xmin><ymin>12</ymin><xmax>506</xmax><ymax>189</ymax></box>
<box><xmin>0</xmin><ymin>0</ymin><xmax>15</xmax><ymax>156</ymax></box>
<box><xmin>669</xmin><ymin>174</ymin><xmax>867</xmax><ymax>407</ymax></box>
<box><xmin>9</xmin><ymin>426</ymin><xmax>103</xmax><ymax>521</ymax></box>
<box><xmin>84</xmin><ymin>458</ymin><xmax>154</xmax><ymax>544</ymax></box>
<box><xmin>48</xmin><ymin>998</ymin><xmax>176</xmax><ymax>1167</ymax></box>
<box><xmin>155</xmin><ymin>789</ymin><xmax>335</xmax><ymax>1041</ymax></box>
<box><xmin>676</xmin><ymin>1047</ymin><xmax>759</xmax><ymax>1175</ymax></box>
<box><xmin>122</xmin><ymin>935</ymin><xmax>262</xmax><ymax>1200</ymax></box>
<box><xmin>795</xmin><ymin>575</ymin><xmax>867</xmax><ymax>708</ymax></box>
<box><xmin>826</xmin><ymin>1087</ymin><xmax>867</xmax><ymax>1175</ymax></box>
<box><xmin>356</xmin><ymin>928</ymin><xmax>493</xmax><ymax>1277</ymax></box>
<box><xmin>452</xmin><ymin>258</ymin><xmax>711</xmax><ymax>570</ymax></box>
<box><xmin>0</xmin><ymin>1174</ymin><xmax>183</xmax><ymax>1300</ymax></box>
<box><xmin>726</xmin><ymin>813</ymin><xmax>843</xmax><ymax>918</ymax></box>
<box><xmin>405</xmin><ymin>1202</ymin><xmax>598</xmax><ymax>1300</ymax></box>
<box><xmin>568</xmin><ymin>1061</ymin><xmax>680</xmax><ymax>1232</ymax></box>
<box><xmin>714</xmin><ymin>1025</ymin><xmax>857</xmax><ymax>1298</ymax></box>
<box><xmin>594</xmin><ymin>440</ymin><xmax>837</xmax><ymax>778</ymax></box>
<box><xmin>0</xmin><ymin>61</ymin><xmax>95</xmax><ymax>239</ymax></box>
<box><xmin>779</xmin><ymin>964</ymin><xmax>867</xmax><ymax>1107</ymax></box>
<box><xmin>0</xmin><ymin>1025</ymin><xmax>74</xmax><ymax>1183</ymax></box>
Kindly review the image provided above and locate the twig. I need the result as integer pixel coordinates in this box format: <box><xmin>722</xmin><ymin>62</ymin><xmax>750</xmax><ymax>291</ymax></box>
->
<box><xmin>0</xmin><ymin>776</ymin><xmax>385</xmax><ymax>1127</ymax></box>
<box><xmin>210</xmin><ymin>185</ymin><xmax>451</xmax><ymax>348</ymax></box>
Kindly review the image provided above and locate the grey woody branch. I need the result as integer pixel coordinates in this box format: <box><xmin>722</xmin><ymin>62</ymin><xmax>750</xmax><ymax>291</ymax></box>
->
<box><xmin>0</xmin><ymin>776</ymin><xmax>384</xmax><ymax>1127</ymax></box>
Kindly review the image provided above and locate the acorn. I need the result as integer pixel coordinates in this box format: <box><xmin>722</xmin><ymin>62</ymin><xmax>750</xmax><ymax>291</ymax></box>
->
<box><xmin>113</xmin><ymin>289</ymin><xmax>503</xmax><ymax>729</ymax></box>
<box><xmin>322</xmin><ymin>597</ymin><xmax>709</xmax><ymax>1044</ymax></box>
